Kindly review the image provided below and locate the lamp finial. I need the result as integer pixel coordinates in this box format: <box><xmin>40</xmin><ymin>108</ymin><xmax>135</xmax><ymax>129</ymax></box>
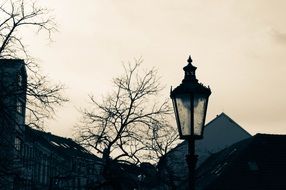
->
<box><xmin>187</xmin><ymin>55</ymin><xmax>192</xmax><ymax>63</ymax></box>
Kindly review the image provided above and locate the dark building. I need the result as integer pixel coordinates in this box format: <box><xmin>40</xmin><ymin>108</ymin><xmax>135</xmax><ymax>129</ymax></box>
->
<box><xmin>20</xmin><ymin>126</ymin><xmax>102</xmax><ymax>190</ymax></box>
<box><xmin>0</xmin><ymin>59</ymin><xmax>102</xmax><ymax>190</ymax></box>
<box><xmin>0</xmin><ymin>59</ymin><xmax>27</xmax><ymax>189</ymax></box>
<box><xmin>195</xmin><ymin>134</ymin><xmax>286</xmax><ymax>190</ymax></box>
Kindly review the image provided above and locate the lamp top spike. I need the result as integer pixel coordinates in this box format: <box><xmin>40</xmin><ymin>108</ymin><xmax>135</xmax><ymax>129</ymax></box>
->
<box><xmin>187</xmin><ymin>55</ymin><xmax>192</xmax><ymax>63</ymax></box>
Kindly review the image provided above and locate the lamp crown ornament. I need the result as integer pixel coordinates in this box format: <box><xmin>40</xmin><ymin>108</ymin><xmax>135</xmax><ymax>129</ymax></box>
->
<box><xmin>183</xmin><ymin>55</ymin><xmax>198</xmax><ymax>83</ymax></box>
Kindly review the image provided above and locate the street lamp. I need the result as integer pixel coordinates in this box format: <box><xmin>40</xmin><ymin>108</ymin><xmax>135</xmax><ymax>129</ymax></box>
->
<box><xmin>170</xmin><ymin>55</ymin><xmax>211</xmax><ymax>190</ymax></box>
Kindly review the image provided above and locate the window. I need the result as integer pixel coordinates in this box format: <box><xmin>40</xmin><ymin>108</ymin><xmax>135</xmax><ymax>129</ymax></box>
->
<box><xmin>15</xmin><ymin>137</ymin><xmax>22</xmax><ymax>151</ymax></box>
<box><xmin>18</xmin><ymin>74</ymin><xmax>23</xmax><ymax>87</ymax></box>
<box><xmin>17</xmin><ymin>100</ymin><xmax>24</xmax><ymax>114</ymax></box>
<box><xmin>248</xmin><ymin>161</ymin><xmax>259</xmax><ymax>171</ymax></box>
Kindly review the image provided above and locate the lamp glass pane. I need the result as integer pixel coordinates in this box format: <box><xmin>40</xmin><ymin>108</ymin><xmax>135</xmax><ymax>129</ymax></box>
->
<box><xmin>193</xmin><ymin>94</ymin><xmax>207</xmax><ymax>136</ymax></box>
<box><xmin>172</xmin><ymin>99</ymin><xmax>180</xmax><ymax>133</ymax></box>
<box><xmin>175</xmin><ymin>94</ymin><xmax>191</xmax><ymax>136</ymax></box>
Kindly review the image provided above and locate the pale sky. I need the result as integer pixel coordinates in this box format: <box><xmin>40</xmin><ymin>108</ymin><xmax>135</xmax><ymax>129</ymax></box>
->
<box><xmin>23</xmin><ymin>0</ymin><xmax>286</xmax><ymax>137</ymax></box>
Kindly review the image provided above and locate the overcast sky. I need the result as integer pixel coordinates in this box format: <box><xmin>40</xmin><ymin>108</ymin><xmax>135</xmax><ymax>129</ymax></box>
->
<box><xmin>23</xmin><ymin>0</ymin><xmax>286</xmax><ymax>137</ymax></box>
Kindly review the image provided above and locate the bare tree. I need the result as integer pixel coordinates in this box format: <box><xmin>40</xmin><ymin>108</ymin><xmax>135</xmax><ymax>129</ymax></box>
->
<box><xmin>25</xmin><ymin>61</ymin><xmax>68</xmax><ymax>128</ymax></box>
<box><xmin>76</xmin><ymin>59</ymin><xmax>179</xmax><ymax>164</ymax></box>
<box><xmin>0</xmin><ymin>0</ymin><xmax>55</xmax><ymax>58</ymax></box>
<box><xmin>144</xmin><ymin>120</ymin><xmax>180</xmax><ymax>162</ymax></box>
<box><xmin>0</xmin><ymin>0</ymin><xmax>68</xmax><ymax>128</ymax></box>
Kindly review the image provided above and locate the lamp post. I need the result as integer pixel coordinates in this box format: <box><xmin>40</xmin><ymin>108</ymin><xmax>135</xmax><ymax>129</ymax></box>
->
<box><xmin>170</xmin><ymin>55</ymin><xmax>211</xmax><ymax>190</ymax></box>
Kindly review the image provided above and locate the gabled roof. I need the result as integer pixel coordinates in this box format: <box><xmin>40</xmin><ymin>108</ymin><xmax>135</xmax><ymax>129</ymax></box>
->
<box><xmin>206</xmin><ymin>112</ymin><xmax>251</xmax><ymax>136</ymax></box>
<box><xmin>25</xmin><ymin>126</ymin><xmax>101</xmax><ymax>161</ymax></box>
<box><xmin>195</xmin><ymin>134</ymin><xmax>286</xmax><ymax>190</ymax></box>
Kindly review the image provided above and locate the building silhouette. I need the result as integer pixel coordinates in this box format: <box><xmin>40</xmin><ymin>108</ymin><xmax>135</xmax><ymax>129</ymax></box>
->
<box><xmin>0</xmin><ymin>59</ymin><xmax>102</xmax><ymax>190</ymax></box>
<box><xmin>195</xmin><ymin>134</ymin><xmax>286</xmax><ymax>190</ymax></box>
<box><xmin>0</xmin><ymin>59</ymin><xmax>27</xmax><ymax>189</ymax></box>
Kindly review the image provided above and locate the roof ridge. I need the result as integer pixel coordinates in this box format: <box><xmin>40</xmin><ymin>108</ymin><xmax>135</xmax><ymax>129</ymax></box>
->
<box><xmin>203</xmin><ymin>112</ymin><xmax>231</xmax><ymax>128</ymax></box>
<box><xmin>254</xmin><ymin>133</ymin><xmax>286</xmax><ymax>137</ymax></box>
<box><xmin>25</xmin><ymin>125</ymin><xmax>100</xmax><ymax>159</ymax></box>
<box><xmin>206</xmin><ymin>112</ymin><xmax>251</xmax><ymax>136</ymax></box>
<box><xmin>27</xmin><ymin>126</ymin><xmax>75</xmax><ymax>142</ymax></box>
<box><xmin>0</xmin><ymin>58</ymin><xmax>24</xmax><ymax>61</ymax></box>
